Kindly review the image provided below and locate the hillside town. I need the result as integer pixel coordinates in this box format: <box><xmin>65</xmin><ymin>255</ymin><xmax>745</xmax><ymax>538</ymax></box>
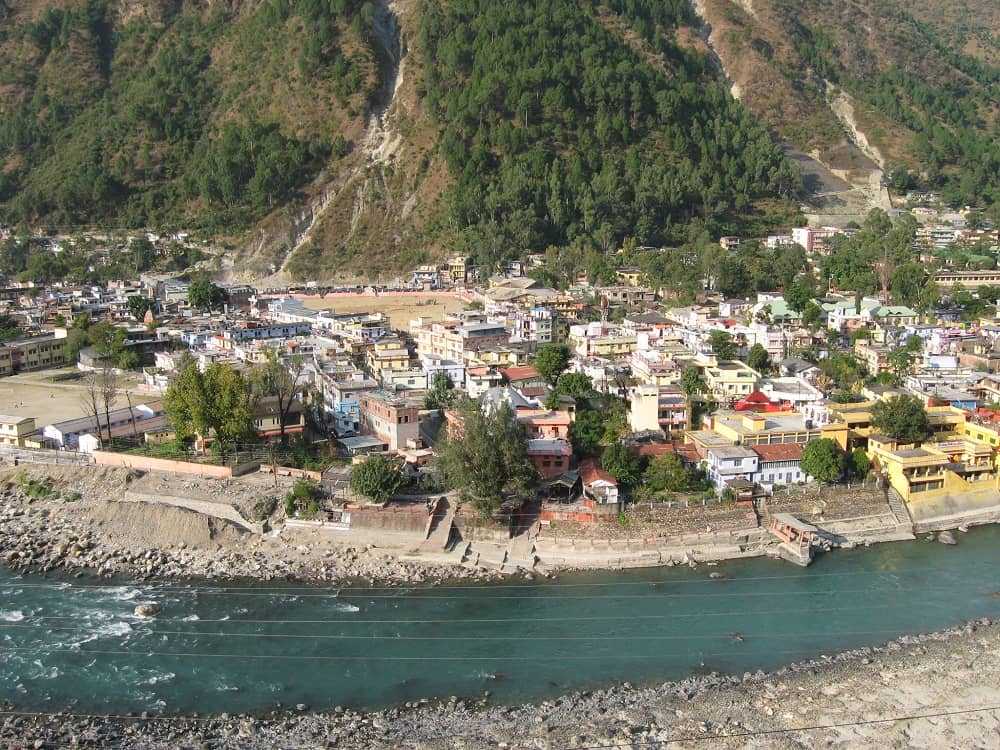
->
<box><xmin>1</xmin><ymin>205</ymin><xmax>1000</xmax><ymax>569</ymax></box>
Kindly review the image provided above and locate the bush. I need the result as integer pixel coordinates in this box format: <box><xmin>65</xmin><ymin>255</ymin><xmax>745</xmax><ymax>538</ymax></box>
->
<box><xmin>284</xmin><ymin>478</ymin><xmax>322</xmax><ymax>518</ymax></box>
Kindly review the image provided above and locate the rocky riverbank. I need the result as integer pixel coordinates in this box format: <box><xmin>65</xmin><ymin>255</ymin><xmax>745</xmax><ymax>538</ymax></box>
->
<box><xmin>2</xmin><ymin>619</ymin><xmax>996</xmax><ymax>749</ymax></box>
<box><xmin>0</xmin><ymin>465</ymin><xmax>501</xmax><ymax>586</ymax></box>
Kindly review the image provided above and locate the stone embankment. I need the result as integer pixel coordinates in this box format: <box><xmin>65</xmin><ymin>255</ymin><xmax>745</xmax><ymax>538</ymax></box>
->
<box><xmin>2</xmin><ymin>620</ymin><xmax>996</xmax><ymax>749</ymax></box>
<box><xmin>0</xmin><ymin>466</ymin><xmax>489</xmax><ymax>586</ymax></box>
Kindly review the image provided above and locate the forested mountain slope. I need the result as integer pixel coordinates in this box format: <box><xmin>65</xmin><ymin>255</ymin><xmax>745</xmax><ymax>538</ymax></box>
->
<box><xmin>0</xmin><ymin>0</ymin><xmax>997</xmax><ymax>279</ymax></box>
<box><xmin>693</xmin><ymin>0</ymin><xmax>1000</xmax><ymax>210</ymax></box>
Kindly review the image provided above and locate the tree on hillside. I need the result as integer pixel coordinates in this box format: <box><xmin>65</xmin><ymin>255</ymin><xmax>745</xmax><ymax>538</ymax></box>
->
<box><xmin>188</xmin><ymin>279</ymin><xmax>225</xmax><ymax>310</ymax></box>
<box><xmin>784</xmin><ymin>279</ymin><xmax>813</xmax><ymax>314</ymax></box>
<box><xmin>870</xmin><ymin>395</ymin><xmax>932</xmax><ymax>444</ymax></box>
<box><xmin>748</xmin><ymin>343</ymin><xmax>771</xmax><ymax>374</ymax></box>
<box><xmin>126</xmin><ymin>295</ymin><xmax>154</xmax><ymax>322</ymax></box>
<box><xmin>707</xmin><ymin>330</ymin><xmax>736</xmax><ymax>360</ymax></box>
<box><xmin>600</xmin><ymin>442</ymin><xmax>642</xmax><ymax>487</ymax></box>
<box><xmin>554</xmin><ymin>372</ymin><xmax>596</xmax><ymax>400</ymax></box>
<box><xmin>425</xmin><ymin>370</ymin><xmax>457</xmax><ymax>410</ymax></box>
<box><xmin>253</xmin><ymin>351</ymin><xmax>306</xmax><ymax>444</ymax></box>
<box><xmin>643</xmin><ymin>453</ymin><xmax>707</xmax><ymax>494</ymax></box>
<box><xmin>164</xmin><ymin>355</ymin><xmax>255</xmax><ymax>449</ymax></box>
<box><xmin>435</xmin><ymin>401</ymin><xmax>536</xmax><ymax>516</ymax></box>
<box><xmin>350</xmin><ymin>454</ymin><xmax>407</xmax><ymax>505</ymax></box>
<box><xmin>569</xmin><ymin>409</ymin><xmax>604</xmax><ymax>458</ymax></box>
<box><xmin>800</xmin><ymin>438</ymin><xmax>846</xmax><ymax>484</ymax></box>
<box><xmin>534</xmin><ymin>343</ymin><xmax>572</xmax><ymax>386</ymax></box>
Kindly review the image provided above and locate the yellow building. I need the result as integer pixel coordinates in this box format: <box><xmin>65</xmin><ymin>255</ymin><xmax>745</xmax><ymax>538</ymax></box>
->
<box><xmin>615</xmin><ymin>268</ymin><xmax>645</xmax><ymax>287</ymax></box>
<box><xmin>366</xmin><ymin>337</ymin><xmax>411</xmax><ymax>378</ymax></box>
<box><xmin>702</xmin><ymin>360</ymin><xmax>759</xmax><ymax>404</ymax></box>
<box><xmin>0</xmin><ymin>415</ymin><xmax>37</xmax><ymax>446</ymax></box>
<box><xmin>689</xmin><ymin>411</ymin><xmax>825</xmax><ymax>451</ymax></box>
<box><xmin>827</xmin><ymin>400</ymin><xmax>968</xmax><ymax>449</ymax></box>
<box><xmin>869</xmin><ymin>434</ymin><xmax>997</xmax><ymax>503</ymax></box>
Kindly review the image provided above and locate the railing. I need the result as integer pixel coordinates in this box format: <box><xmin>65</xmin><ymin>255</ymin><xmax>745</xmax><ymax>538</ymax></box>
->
<box><xmin>0</xmin><ymin>444</ymin><xmax>93</xmax><ymax>466</ymax></box>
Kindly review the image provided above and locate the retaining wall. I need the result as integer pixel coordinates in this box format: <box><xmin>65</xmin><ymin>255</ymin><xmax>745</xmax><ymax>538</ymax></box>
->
<box><xmin>124</xmin><ymin>490</ymin><xmax>262</xmax><ymax>534</ymax></box>
<box><xmin>92</xmin><ymin>451</ymin><xmax>260</xmax><ymax>478</ymax></box>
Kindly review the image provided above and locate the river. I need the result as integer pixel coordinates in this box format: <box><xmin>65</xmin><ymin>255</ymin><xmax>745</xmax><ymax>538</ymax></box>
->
<box><xmin>2</xmin><ymin>526</ymin><xmax>999</xmax><ymax>716</ymax></box>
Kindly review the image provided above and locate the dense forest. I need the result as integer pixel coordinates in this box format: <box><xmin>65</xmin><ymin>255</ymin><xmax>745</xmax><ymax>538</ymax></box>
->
<box><xmin>0</xmin><ymin>0</ymin><xmax>377</xmax><ymax>231</ymax></box>
<box><xmin>418</xmin><ymin>0</ymin><xmax>802</xmax><ymax>271</ymax></box>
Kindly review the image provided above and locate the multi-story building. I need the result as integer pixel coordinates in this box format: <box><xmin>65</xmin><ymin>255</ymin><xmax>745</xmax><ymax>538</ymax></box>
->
<box><xmin>5</xmin><ymin>335</ymin><xmax>67</xmax><ymax>372</ymax></box>
<box><xmin>322</xmin><ymin>373</ymin><xmax>378</xmax><ymax>434</ymax></box>
<box><xmin>366</xmin><ymin>337</ymin><xmax>411</xmax><ymax>378</ymax></box>
<box><xmin>702</xmin><ymin>359</ymin><xmax>760</xmax><ymax>405</ymax></box>
<box><xmin>567</xmin><ymin>322</ymin><xmax>638</xmax><ymax>359</ymax></box>
<box><xmin>629</xmin><ymin>385</ymin><xmax>688</xmax><ymax>436</ymax></box>
<box><xmin>0</xmin><ymin>415</ymin><xmax>37</xmax><ymax>446</ymax></box>
<box><xmin>411</xmin><ymin>318</ymin><xmax>510</xmax><ymax>362</ymax></box>
<box><xmin>0</xmin><ymin>345</ymin><xmax>12</xmax><ymax>376</ymax></box>
<box><xmin>358</xmin><ymin>390</ymin><xmax>421</xmax><ymax>451</ymax></box>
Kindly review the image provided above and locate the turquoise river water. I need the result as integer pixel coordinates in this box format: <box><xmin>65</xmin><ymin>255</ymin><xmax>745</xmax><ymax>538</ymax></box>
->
<box><xmin>2</xmin><ymin>526</ymin><xmax>999</xmax><ymax>715</ymax></box>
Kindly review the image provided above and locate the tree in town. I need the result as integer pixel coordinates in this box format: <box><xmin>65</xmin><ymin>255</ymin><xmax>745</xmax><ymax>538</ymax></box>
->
<box><xmin>850</xmin><ymin>447</ymin><xmax>871</xmax><ymax>478</ymax></box>
<box><xmin>253</xmin><ymin>350</ymin><xmax>306</xmax><ymax>444</ymax></box>
<box><xmin>784</xmin><ymin>279</ymin><xmax>813</xmax><ymax>313</ymax></box>
<box><xmin>599</xmin><ymin>442</ymin><xmax>642</xmax><ymax>487</ymax></box>
<box><xmin>747</xmin><ymin>343</ymin><xmax>771</xmax><ymax>374</ymax></box>
<box><xmin>643</xmin><ymin>452</ymin><xmax>706</xmax><ymax>493</ymax></box>
<box><xmin>800</xmin><ymin>438</ymin><xmax>846</xmax><ymax>484</ymax></box>
<box><xmin>569</xmin><ymin>409</ymin><xmax>604</xmax><ymax>458</ymax></box>
<box><xmin>284</xmin><ymin>478</ymin><xmax>323</xmax><ymax>517</ymax></box>
<box><xmin>680</xmin><ymin>365</ymin><xmax>706</xmax><ymax>400</ymax></box>
<box><xmin>435</xmin><ymin>401</ymin><xmax>536</xmax><ymax>516</ymax></box>
<box><xmin>870</xmin><ymin>395</ymin><xmax>932</xmax><ymax>444</ymax></box>
<box><xmin>533</xmin><ymin>343</ymin><xmax>572</xmax><ymax>386</ymax></box>
<box><xmin>126</xmin><ymin>295</ymin><xmax>154</xmax><ymax>322</ymax></box>
<box><xmin>707</xmin><ymin>329</ymin><xmax>736</xmax><ymax>360</ymax></box>
<box><xmin>553</xmin><ymin>372</ymin><xmax>596</xmax><ymax>400</ymax></box>
<box><xmin>188</xmin><ymin>279</ymin><xmax>225</xmax><ymax>310</ymax></box>
<box><xmin>0</xmin><ymin>314</ymin><xmax>20</xmax><ymax>341</ymax></box>
<box><xmin>801</xmin><ymin>300</ymin><xmax>823</xmax><ymax>330</ymax></box>
<box><xmin>425</xmin><ymin>370</ymin><xmax>456</xmax><ymax>410</ymax></box>
<box><xmin>349</xmin><ymin>454</ymin><xmax>407</xmax><ymax>504</ymax></box>
<box><xmin>164</xmin><ymin>355</ymin><xmax>255</xmax><ymax>449</ymax></box>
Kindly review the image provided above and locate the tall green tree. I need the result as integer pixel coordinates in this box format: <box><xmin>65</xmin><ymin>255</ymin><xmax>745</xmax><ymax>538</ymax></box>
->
<box><xmin>534</xmin><ymin>343</ymin><xmax>572</xmax><ymax>386</ymax></box>
<box><xmin>800</xmin><ymin>438</ymin><xmax>845</xmax><ymax>484</ymax></box>
<box><xmin>188</xmin><ymin>279</ymin><xmax>225</xmax><ymax>310</ymax></box>
<box><xmin>164</xmin><ymin>355</ymin><xmax>255</xmax><ymax>448</ymax></box>
<box><xmin>349</xmin><ymin>454</ymin><xmax>407</xmax><ymax>504</ymax></box>
<box><xmin>600</xmin><ymin>442</ymin><xmax>642</xmax><ymax>487</ymax></box>
<box><xmin>870</xmin><ymin>395</ymin><xmax>932</xmax><ymax>444</ymax></box>
<box><xmin>569</xmin><ymin>409</ymin><xmax>604</xmax><ymax>458</ymax></box>
<box><xmin>253</xmin><ymin>351</ymin><xmax>306</xmax><ymax>444</ymax></box>
<box><xmin>707</xmin><ymin>330</ymin><xmax>736</xmax><ymax>360</ymax></box>
<box><xmin>435</xmin><ymin>401</ymin><xmax>536</xmax><ymax>516</ymax></box>
<box><xmin>747</xmin><ymin>343</ymin><xmax>771</xmax><ymax>374</ymax></box>
<box><xmin>425</xmin><ymin>370</ymin><xmax>457</xmax><ymax>410</ymax></box>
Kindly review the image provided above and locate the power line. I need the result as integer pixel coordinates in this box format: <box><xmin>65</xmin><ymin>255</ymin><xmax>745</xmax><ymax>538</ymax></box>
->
<box><xmin>541</xmin><ymin>704</ymin><xmax>1000</xmax><ymax>749</ymax></box>
<box><xmin>2</xmin><ymin>602</ymin><xmax>896</xmax><ymax>625</ymax></box>
<box><xmin>0</xmin><ymin>622</ymin><xmax>919</xmax><ymax>642</ymax></box>
<box><xmin>0</xmin><ymin>645</ymin><xmax>923</xmax><ymax>661</ymax></box>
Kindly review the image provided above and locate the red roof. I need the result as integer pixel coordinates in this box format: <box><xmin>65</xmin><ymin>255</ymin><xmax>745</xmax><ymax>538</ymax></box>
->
<box><xmin>734</xmin><ymin>390</ymin><xmax>783</xmax><ymax>412</ymax></box>
<box><xmin>633</xmin><ymin>441</ymin><xmax>701</xmax><ymax>464</ymax></box>
<box><xmin>501</xmin><ymin>365</ymin><xmax>540</xmax><ymax>382</ymax></box>
<box><xmin>752</xmin><ymin>443</ymin><xmax>804</xmax><ymax>462</ymax></box>
<box><xmin>578</xmin><ymin>458</ymin><xmax>617</xmax><ymax>486</ymax></box>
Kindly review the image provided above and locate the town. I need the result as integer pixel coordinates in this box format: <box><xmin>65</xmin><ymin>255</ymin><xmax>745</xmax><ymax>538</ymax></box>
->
<box><xmin>2</xmin><ymin>203</ymin><xmax>1000</xmax><ymax>572</ymax></box>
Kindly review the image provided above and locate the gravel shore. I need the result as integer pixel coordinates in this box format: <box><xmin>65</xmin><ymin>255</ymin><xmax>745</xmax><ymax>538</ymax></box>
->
<box><xmin>0</xmin><ymin>465</ymin><xmax>500</xmax><ymax>586</ymax></box>
<box><xmin>2</xmin><ymin>620</ymin><xmax>996</xmax><ymax>749</ymax></box>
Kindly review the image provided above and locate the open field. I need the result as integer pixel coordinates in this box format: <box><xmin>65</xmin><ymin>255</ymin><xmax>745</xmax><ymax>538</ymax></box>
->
<box><xmin>302</xmin><ymin>292</ymin><xmax>470</xmax><ymax>330</ymax></box>
<box><xmin>0</xmin><ymin>368</ymin><xmax>159</xmax><ymax>425</ymax></box>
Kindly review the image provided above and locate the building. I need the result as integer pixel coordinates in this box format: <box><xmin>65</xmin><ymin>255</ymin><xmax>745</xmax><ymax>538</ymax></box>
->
<box><xmin>567</xmin><ymin>322</ymin><xmax>638</xmax><ymax>359</ymax></box>
<box><xmin>0</xmin><ymin>345</ymin><xmax>12</xmax><ymax>376</ymax></box>
<box><xmin>0</xmin><ymin>415</ymin><xmax>36</xmax><ymax>446</ymax></box>
<box><xmin>322</xmin><ymin>373</ymin><xmax>378</xmax><ymax>434</ymax></box>
<box><xmin>629</xmin><ymin>385</ymin><xmax>687</xmax><ymax>436</ymax></box>
<box><xmin>411</xmin><ymin>318</ymin><xmax>511</xmax><ymax>362</ymax></box>
<box><xmin>358</xmin><ymin>390</ymin><xmax>421</xmax><ymax>451</ymax></box>
<box><xmin>752</xmin><ymin>443</ymin><xmax>810</xmax><ymax>488</ymax></box>
<box><xmin>792</xmin><ymin>226</ymin><xmax>842</xmax><ymax>255</ymax></box>
<box><xmin>4</xmin><ymin>335</ymin><xmax>67</xmax><ymax>372</ymax></box>
<box><xmin>253</xmin><ymin>396</ymin><xmax>305</xmax><ymax>440</ymax></box>
<box><xmin>43</xmin><ymin>401</ymin><xmax>165</xmax><ymax>450</ymax></box>
<box><xmin>702</xmin><ymin>359</ymin><xmax>760</xmax><ymax>405</ymax></box>
<box><xmin>704</xmin><ymin>445</ymin><xmax>759</xmax><ymax>489</ymax></box>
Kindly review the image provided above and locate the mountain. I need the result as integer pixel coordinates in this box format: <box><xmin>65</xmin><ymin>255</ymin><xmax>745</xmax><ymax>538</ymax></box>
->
<box><xmin>692</xmin><ymin>0</ymin><xmax>1000</xmax><ymax>222</ymax></box>
<box><xmin>0</xmin><ymin>0</ymin><xmax>997</xmax><ymax>280</ymax></box>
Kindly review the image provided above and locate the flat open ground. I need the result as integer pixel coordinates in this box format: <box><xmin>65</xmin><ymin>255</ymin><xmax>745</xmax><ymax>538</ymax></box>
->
<box><xmin>302</xmin><ymin>292</ymin><xmax>469</xmax><ymax>330</ymax></box>
<box><xmin>0</xmin><ymin>368</ymin><xmax>158</xmax><ymax>425</ymax></box>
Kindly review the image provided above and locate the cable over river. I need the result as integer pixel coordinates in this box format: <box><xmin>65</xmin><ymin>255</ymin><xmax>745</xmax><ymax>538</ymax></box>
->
<box><xmin>2</xmin><ymin>526</ymin><xmax>999</xmax><ymax>716</ymax></box>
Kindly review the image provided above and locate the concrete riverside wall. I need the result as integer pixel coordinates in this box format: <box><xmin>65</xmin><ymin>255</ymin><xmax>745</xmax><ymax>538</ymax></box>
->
<box><xmin>123</xmin><ymin>490</ymin><xmax>262</xmax><ymax>534</ymax></box>
<box><xmin>348</xmin><ymin>505</ymin><xmax>430</xmax><ymax>534</ymax></box>
<box><xmin>92</xmin><ymin>451</ymin><xmax>260</xmax><ymax>478</ymax></box>
<box><xmin>0</xmin><ymin>444</ymin><xmax>94</xmax><ymax>466</ymax></box>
